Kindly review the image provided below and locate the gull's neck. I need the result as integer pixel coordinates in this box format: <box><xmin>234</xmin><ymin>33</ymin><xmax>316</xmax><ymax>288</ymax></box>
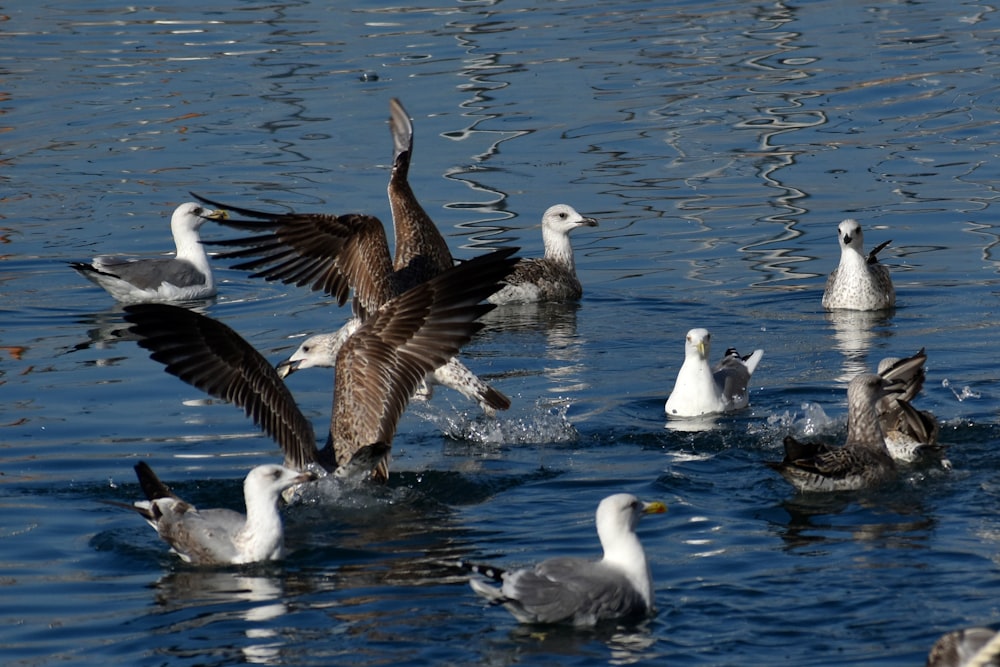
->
<box><xmin>172</xmin><ymin>220</ymin><xmax>213</xmax><ymax>285</ymax></box>
<box><xmin>542</xmin><ymin>227</ymin><xmax>576</xmax><ymax>271</ymax></box>
<box><xmin>234</xmin><ymin>486</ymin><xmax>284</xmax><ymax>564</ymax></box>
<box><xmin>601</xmin><ymin>528</ymin><xmax>654</xmax><ymax>609</ymax></box>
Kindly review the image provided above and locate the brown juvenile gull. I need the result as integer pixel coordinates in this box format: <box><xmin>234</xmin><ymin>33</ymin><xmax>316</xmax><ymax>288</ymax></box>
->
<box><xmin>767</xmin><ymin>373</ymin><xmax>910</xmax><ymax>492</ymax></box>
<box><xmin>487</xmin><ymin>204</ymin><xmax>598</xmax><ymax>305</ymax></box>
<box><xmin>461</xmin><ymin>493</ymin><xmax>666</xmax><ymax>626</ymax></box>
<box><xmin>664</xmin><ymin>328</ymin><xmax>764</xmax><ymax>418</ymax></box>
<box><xmin>112</xmin><ymin>461</ymin><xmax>314</xmax><ymax>565</ymax></box>
<box><xmin>927</xmin><ymin>627</ymin><xmax>1000</xmax><ymax>667</ymax></box>
<box><xmin>70</xmin><ymin>202</ymin><xmax>228</xmax><ymax>303</ymax></box>
<box><xmin>194</xmin><ymin>193</ymin><xmax>512</xmax><ymax>416</ymax></box>
<box><xmin>123</xmin><ymin>247</ymin><xmax>518</xmax><ymax>482</ymax></box>
<box><xmin>876</xmin><ymin>348</ymin><xmax>947</xmax><ymax>466</ymax></box>
<box><xmin>821</xmin><ymin>218</ymin><xmax>895</xmax><ymax>311</ymax></box>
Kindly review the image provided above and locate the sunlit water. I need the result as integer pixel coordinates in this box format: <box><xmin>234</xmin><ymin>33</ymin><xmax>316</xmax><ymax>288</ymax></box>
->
<box><xmin>3</xmin><ymin>1</ymin><xmax>1000</xmax><ymax>665</ymax></box>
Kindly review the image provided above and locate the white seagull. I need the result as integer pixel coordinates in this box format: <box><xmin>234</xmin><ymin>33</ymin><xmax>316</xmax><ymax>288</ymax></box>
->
<box><xmin>123</xmin><ymin>248</ymin><xmax>517</xmax><ymax>482</ymax></box>
<box><xmin>821</xmin><ymin>218</ymin><xmax>895</xmax><ymax>311</ymax></box>
<box><xmin>488</xmin><ymin>204</ymin><xmax>598</xmax><ymax>305</ymax></box>
<box><xmin>116</xmin><ymin>461</ymin><xmax>314</xmax><ymax>565</ymax></box>
<box><xmin>664</xmin><ymin>328</ymin><xmax>764</xmax><ymax>418</ymax></box>
<box><xmin>463</xmin><ymin>493</ymin><xmax>666</xmax><ymax>626</ymax></box>
<box><xmin>70</xmin><ymin>202</ymin><xmax>228</xmax><ymax>303</ymax></box>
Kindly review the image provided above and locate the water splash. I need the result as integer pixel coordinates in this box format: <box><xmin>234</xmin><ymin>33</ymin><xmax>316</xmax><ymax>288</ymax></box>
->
<box><xmin>942</xmin><ymin>378</ymin><xmax>981</xmax><ymax>402</ymax></box>
<box><xmin>415</xmin><ymin>399</ymin><xmax>578</xmax><ymax>446</ymax></box>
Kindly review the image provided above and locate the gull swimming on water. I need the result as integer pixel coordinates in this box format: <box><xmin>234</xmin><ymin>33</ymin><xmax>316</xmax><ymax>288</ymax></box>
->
<box><xmin>487</xmin><ymin>204</ymin><xmax>598</xmax><ymax>305</ymax></box>
<box><xmin>70</xmin><ymin>202</ymin><xmax>228</xmax><ymax>303</ymax></box>
<box><xmin>876</xmin><ymin>348</ymin><xmax>947</xmax><ymax>466</ymax></box>
<box><xmin>664</xmin><ymin>328</ymin><xmax>764</xmax><ymax>418</ymax></box>
<box><xmin>767</xmin><ymin>372</ymin><xmax>910</xmax><ymax>492</ymax></box>
<box><xmin>123</xmin><ymin>247</ymin><xmax>518</xmax><ymax>482</ymax></box>
<box><xmin>927</xmin><ymin>627</ymin><xmax>1000</xmax><ymax>667</ymax></box>
<box><xmin>462</xmin><ymin>493</ymin><xmax>666</xmax><ymax>626</ymax></box>
<box><xmin>821</xmin><ymin>218</ymin><xmax>895</xmax><ymax>311</ymax></box>
<box><xmin>113</xmin><ymin>461</ymin><xmax>314</xmax><ymax>565</ymax></box>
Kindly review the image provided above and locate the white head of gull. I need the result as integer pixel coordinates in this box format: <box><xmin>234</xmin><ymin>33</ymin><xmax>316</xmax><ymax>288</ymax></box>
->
<box><xmin>664</xmin><ymin>328</ymin><xmax>764</xmax><ymax>418</ymax></box>
<box><xmin>768</xmin><ymin>372</ymin><xmax>909</xmax><ymax>492</ymax></box>
<box><xmin>487</xmin><ymin>204</ymin><xmax>599</xmax><ymax>305</ymax></box>
<box><xmin>464</xmin><ymin>493</ymin><xmax>666</xmax><ymax>626</ymax></box>
<box><xmin>120</xmin><ymin>461</ymin><xmax>314</xmax><ymax>565</ymax></box>
<box><xmin>821</xmin><ymin>218</ymin><xmax>895</xmax><ymax>311</ymax></box>
<box><xmin>70</xmin><ymin>202</ymin><xmax>228</xmax><ymax>303</ymax></box>
<box><xmin>123</xmin><ymin>247</ymin><xmax>518</xmax><ymax>483</ymax></box>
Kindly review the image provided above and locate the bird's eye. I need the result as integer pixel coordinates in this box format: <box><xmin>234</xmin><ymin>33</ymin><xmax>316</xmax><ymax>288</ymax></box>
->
<box><xmin>193</xmin><ymin>206</ymin><xmax>204</xmax><ymax>215</ymax></box>
<box><xmin>302</xmin><ymin>345</ymin><xmax>311</xmax><ymax>352</ymax></box>
<box><xmin>271</xmin><ymin>469</ymin><xmax>283</xmax><ymax>480</ymax></box>
<box><xmin>559</xmin><ymin>212</ymin><xmax>568</xmax><ymax>219</ymax></box>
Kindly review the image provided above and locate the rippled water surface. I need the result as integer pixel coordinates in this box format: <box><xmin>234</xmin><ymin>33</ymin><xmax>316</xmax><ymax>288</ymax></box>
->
<box><xmin>4</xmin><ymin>1</ymin><xmax>1000</xmax><ymax>665</ymax></box>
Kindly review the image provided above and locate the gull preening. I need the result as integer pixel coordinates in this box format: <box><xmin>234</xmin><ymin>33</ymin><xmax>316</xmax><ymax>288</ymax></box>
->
<box><xmin>768</xmin><ymin>372</ymin><xmax>910</xmax><ymax>492</ymax></box>
<box><xmin>821</xmin><ymin>218</ymin><xmax>895</xmax><ymax>311</ymax></box>
<box><xmin>664</xmin><ymin>328</ymin><xmax>764</xmax><ymax>418</ymax></box>
<box><xmin>876</xmin><ymin>348</ymin><xmax>946</xmax><ymax>466</ymax></box>
<box><xmin>114</xmin><ymin>461</ymin><xmax>314</xmax><ymax>565</ymax></box>
<box><xmin>463</xmin><ymin>493</ymin><xmax>666</xmax><ymax>626</ymax></box>
<box><xmin>123</xmin><ymin>248</ymin><xmax>518</xmax><ymax>482</ymax></box>
<box><xmin>70</xmin><ymin>202</ymin><xmax>228</xmax><ymax>303</ymax></box>
<box><xmin>488</xmin><ymin>204</ymin><xmax>598</xmax><ymax>305</ymax></box>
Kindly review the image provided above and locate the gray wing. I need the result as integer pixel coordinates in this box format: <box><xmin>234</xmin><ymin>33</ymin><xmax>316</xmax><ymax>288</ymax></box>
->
<box><xmin>506</xmin><ymin>558</ymin><xmax>646</xmax><ymax>624</ymax></box>
<box><xmin>712</xmin><ymin>353</ymin><xmax>752</xmax><ymax>406</ymax></box>
<box><xmin>123</xmin><ymin>304</ymin><xmax>323</xmax><ymax>471</ymax></box>
<box><xmin>92</xmin><ymin>257</ymin><xmax>206</xmax><ymax>289</ymax></box>
<box><xmin>156</xmin><ymin>505</ymin><xmax>246</xmax><ymax>565</ymax></box>
<box><xmin>331</xmin><ymin>248</ymin><xmax>518</xmax><ymax>479</ymax></box>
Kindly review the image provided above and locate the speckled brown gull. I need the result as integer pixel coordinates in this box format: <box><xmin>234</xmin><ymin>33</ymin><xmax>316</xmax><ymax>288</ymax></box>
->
<box><xmin>70</xmin><ymin>202</ymin><xmax>228</xmax><ymax>303</ymax></box>
<box><xmin>664</xmin><ymin>328</ymin><xmax>764</xmax><ymax>418</ymax></box>
<box><xmin>821</xmin><ymin>218</ymin><xmax>895</xmax><ymax>311</ymax></box>
<box><xmin>488</xmin><ymin>204</ymin><xmax>598</xmax><ymax>305</ymax></box>
<box><xmin>114</xmin><ymin>461</ymin><xmax>314</xmax><ymax>565</ymax></box>
<box><xmin>461</xmin><ymin>493</ymin><xmax>666</xmax><ymax>626</ymax></box>
<box><xmin>927</xmin><ymin>627</ymin><xmax>1000</xmax><ymax>667</ymax></box>
<box><xmin>123</xmin><ymin>248</ymin><xmax>518</xmax><ymax>482</ymax></box>
<box><xmin>768</xmin><ymin>373</ymin><xmax>906</xmax><ymax>492</ymax></box>
<box><xmin>197</xmin><ymin>206</ymin><xmax>512</xmax><ymax>416</ymax></box>
<box><xmin>876</xmin><ymin>348</ymin><xmax>947</xmax><ymax>466</ymax></box>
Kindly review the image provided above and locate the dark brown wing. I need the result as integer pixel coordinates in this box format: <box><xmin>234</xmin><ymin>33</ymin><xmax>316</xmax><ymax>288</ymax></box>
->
<box><xmin>387</xmin><ymin>98</ymin><xmax>454</xmax><ymax>281</ymax></box>
<box><xmin>194</xmin><ymin>194</ymin><xmax>396</xmax><ymax>312</ymax></box>
<box><xmin>123</xmin><ymin>303</ymin><xmax>321</xmax><ymax>471</ymax></box>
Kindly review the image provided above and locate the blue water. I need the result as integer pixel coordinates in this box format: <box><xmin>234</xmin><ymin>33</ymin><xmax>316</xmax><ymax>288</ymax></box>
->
<box><xmin>4</xmin><ymin>0</ymin><xmax>1000</xmax><ymax>664</ymax></box>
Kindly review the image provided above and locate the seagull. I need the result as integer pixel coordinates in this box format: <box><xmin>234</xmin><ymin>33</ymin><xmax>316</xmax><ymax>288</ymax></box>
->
<box><xmin>487</xmin><ymin>204</ymin><xmax>598</xmax><ymax>305</ymax></box>
<box><xmin>821</xmin><ymin>218</ymin><xmax>895</xmax><ymax>311</ymax></box>
<box><xmin>927</xmin><ymin>627</ymin><xmax>1000</xmax><ymax>667</ymax></box>
<box><xmin>462</xmin><ymin>493</ymin><xmax>666</xmax><ymax>626</ymax></box>
<box><xmin>876</xmin><ymin>348</ymin><xmax>947</xmax><ymax>466</ymax></box>
<box><xmin>275</xmin><ymin>326</ymin><xmax>510</xmax><ymax>417</ymax></box>
<box><xmin>112</xmin><ymin>461</ymin><xmax>315</xmax><ymax>565</ymax></box>
<box><xmin>664</xmin><ymin>328</ymin><xmax>764</xmax><ymax>418</ymax></box>
<box><xmin>123</xmin><ymin>247</ymin><xmax>518</xmax><ymax>482</ymax></box>
<box><xmin>768</xmin><ymin>373</ymin><xmax>907</xmax><ymax>492</ymax></box>
<box><xmin>70</xmin><ymin>202</ymin><xmax>228</xmax><ymax>303</ymax></box>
